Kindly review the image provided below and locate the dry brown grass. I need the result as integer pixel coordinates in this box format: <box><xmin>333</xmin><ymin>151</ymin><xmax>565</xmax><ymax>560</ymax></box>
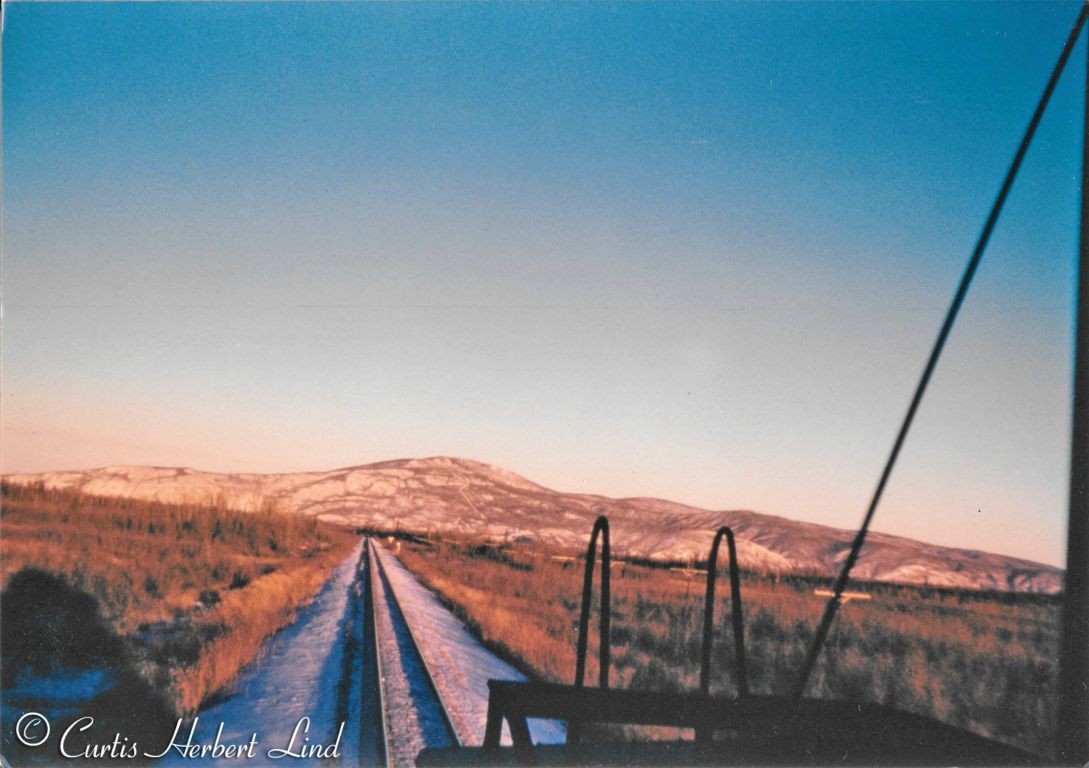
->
<box><xmin>0</xmin><ymin>481</ymin><xmax>358</xmax><ymax>714</ymax></box>
<box><xmin>397</xmin><ymin>537</ymin><xmax>1060</xmax><ymax>758</ymax></box>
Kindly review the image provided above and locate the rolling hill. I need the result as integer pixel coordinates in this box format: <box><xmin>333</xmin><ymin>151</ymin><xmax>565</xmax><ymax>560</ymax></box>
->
<box><xmin>3</xmin><ymin>456</ymin><xmax>1062</xmax><ymax>593</ymax></box>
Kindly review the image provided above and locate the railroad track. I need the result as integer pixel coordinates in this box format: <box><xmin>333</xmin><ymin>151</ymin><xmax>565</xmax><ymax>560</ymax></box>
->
<box><xmin>365</xmin><ymin>538</ymin><xmax>462</xmax><ymax>768</ymax></box>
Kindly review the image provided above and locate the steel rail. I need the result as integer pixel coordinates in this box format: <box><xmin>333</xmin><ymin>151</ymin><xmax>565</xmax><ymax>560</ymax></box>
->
<box><xmin>369</xmin><ymin>538</ymin><xmax>463</xmax><ymax>749</ymax></box>
<box><xmin>365</xmin><ymin>539</ymin><xmax>393</xmax><ymax>768</ymax></box>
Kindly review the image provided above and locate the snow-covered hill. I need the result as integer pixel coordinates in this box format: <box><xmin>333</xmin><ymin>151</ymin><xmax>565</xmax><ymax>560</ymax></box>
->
<box><xmin>3</xmin><ymin>457</ymin><xmax>1062</xmax><ymax>593</ymax></box>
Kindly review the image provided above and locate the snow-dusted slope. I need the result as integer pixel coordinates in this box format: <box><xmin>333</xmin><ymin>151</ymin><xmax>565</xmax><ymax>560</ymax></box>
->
<box><xmin>4</xmin><ymin>457</ymin><xmax>1062</xmax><ymax>593</ymax></box>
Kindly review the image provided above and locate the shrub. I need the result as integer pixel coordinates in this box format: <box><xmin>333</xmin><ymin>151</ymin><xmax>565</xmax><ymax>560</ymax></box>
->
<box><xmin>397</xmin><ymin>537</ymin><xmax>1059</xmax><ymax>758</ymax></box>
<box><xmin>0</xmin><ymin>481</ymin><xmax>357</xmax><ymax>715</ymax></box>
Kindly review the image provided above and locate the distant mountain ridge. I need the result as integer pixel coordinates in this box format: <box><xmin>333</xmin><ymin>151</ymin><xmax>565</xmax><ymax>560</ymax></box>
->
<box><xmin>3</xmin><ymin>456</ymin><xmax>1062</xmax><ymax>594</ymax></box>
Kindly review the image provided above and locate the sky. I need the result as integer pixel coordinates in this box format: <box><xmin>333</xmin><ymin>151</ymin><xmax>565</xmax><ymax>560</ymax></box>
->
<box><xmin>2</xmin><ymin>2</ymin><xmax>1085</xmax><ymax>566</ymax></box>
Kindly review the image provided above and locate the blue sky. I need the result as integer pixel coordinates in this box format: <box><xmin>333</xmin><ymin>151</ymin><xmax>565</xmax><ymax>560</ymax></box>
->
<box><xmin>2</xmin><ymin>2</ymin><xmax>1084</xmax><ymax>566</ymax></box>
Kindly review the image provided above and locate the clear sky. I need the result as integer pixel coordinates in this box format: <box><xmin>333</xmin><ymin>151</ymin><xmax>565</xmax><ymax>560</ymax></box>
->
<box><xmin>2</xmin><ymin>2</ymin><xmax>1084</xmax><ymax>566</ymax></box>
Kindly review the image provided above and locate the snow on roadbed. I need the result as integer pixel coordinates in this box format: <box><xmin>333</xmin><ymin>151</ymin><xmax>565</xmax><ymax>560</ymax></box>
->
<box><xmin>371</xmin><ymin>541</ymin><xmax>454</xmax><ymax>766</ymax></box>
<box><xmin>373</xmin><ymin>542</ymin><xmax>565</xmax><ymax>747</ymax></box>
<box><xmin>161</xmin><ymin>541</ymin><xmax>364</xmax><ymax>766</ymax></box>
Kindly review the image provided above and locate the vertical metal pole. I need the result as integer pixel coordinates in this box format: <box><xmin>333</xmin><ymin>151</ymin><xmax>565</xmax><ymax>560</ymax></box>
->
<box><xmin>1057</xmin><ymin>11</ymin><xmax>1089</xmax><ymax>764</ymax></box>
<box><xmin>790</xmin><ymin>3</ymin><xmax>1089</xmax><ymax>703</ymax></box>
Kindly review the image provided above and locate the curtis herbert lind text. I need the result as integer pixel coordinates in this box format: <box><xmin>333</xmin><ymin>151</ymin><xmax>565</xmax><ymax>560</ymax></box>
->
<box><xmin>14</xmin><ymin>712</ymin><xmax>344</xmax><ymax>760</ymax></box>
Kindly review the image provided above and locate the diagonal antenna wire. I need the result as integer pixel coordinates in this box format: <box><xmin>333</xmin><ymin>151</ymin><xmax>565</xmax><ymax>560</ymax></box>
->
<box><xmin>792</xmin><ymin>1</ymin><xmax>1089</xmax><ymax>703</ymax></box>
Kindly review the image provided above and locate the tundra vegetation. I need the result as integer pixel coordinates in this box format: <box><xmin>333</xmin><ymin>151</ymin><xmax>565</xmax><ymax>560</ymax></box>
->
<box><xmin>0</xmin><ymin>481</ymin><xmax>357</xmax><ymax>714</ymax></box>
<box><xmin>396</xmin><ymin>537</ymin><xmax>1060</xmax><ymax>758</ymax></box>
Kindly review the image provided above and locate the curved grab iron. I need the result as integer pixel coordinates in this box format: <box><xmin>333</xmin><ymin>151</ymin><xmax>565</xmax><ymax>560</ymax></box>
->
<box><xmin>568</xmin><ymin>515</ymin><xmax>610</xmax><ymax>749</ymax></box>
<box><xmin>574</xmin><ymin>515</ymin><xmax>611</xmax><ymax>690</ymax></box>
<box><xmin>699</xmin><ymin>526</ymin><xmax>748</xmax><ymax>698</ymax></box>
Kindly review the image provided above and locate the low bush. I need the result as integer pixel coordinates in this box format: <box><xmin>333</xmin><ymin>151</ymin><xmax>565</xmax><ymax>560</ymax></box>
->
<box><xmin>0</xmin><ymin>481</ymin><xmax>357</xmax><ymax>713</ymax></box>
<box><xmin>397</xmin><ymin>537</ymin><xmax>1059</xmax><ymax>758</ymax></box>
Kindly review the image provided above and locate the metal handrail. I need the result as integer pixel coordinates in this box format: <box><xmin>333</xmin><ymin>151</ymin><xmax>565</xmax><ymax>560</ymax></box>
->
<box><xmin>569</xmin><ymin>515</ymin><xmax>611</xmax><ymax>748</ymax></box>
<box><xmin>699</xmin><ymin>526</ymin><xmax>748</xmax><ymax>699</ymax></box>
<box><xmin>574</xmin><ymin>515</ymin><xmax>611</xmax><ymax>690</ymax></box>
